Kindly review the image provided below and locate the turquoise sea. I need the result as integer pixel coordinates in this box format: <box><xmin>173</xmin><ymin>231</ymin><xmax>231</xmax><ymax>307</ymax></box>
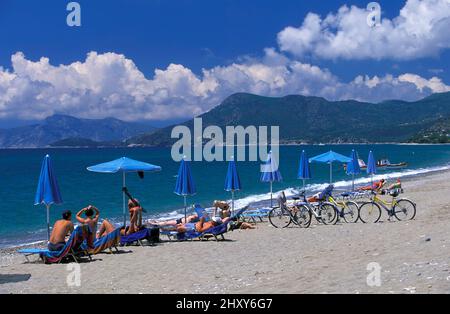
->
<box><xmin>1</xmin><ymin>144</ymin><xmax>450</xmax><ymax>248</ymax></box>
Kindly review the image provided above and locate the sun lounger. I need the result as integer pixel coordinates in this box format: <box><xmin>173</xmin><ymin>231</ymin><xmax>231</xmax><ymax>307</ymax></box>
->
<box><xmin>164</xmin><ymin>207</ymin><xmax>247</xmax><ymax>242</ymax></box>
<box><xmin>18</xmin><ymin>226</ymin><xmax>90</xmax><ymax>263</ymax></box>
<box><xmin>80</xmin><ymin>227</ymin><xmax>121</xmax><ymax>254</ymax></box>
<box><xmin>241</xmin><ymin>208</ymin><xmax>271</xmax><ymax>222</ymax></box>
<box><xmin>119</xmin><ymin>227</ymin><xmax>159</xmax><ymax>246</ymax></box>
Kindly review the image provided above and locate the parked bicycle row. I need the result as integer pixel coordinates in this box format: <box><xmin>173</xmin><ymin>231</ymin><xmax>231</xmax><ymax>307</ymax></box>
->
<box><xmin>266</xmin><ymin>180</ymin><xmax>417</xmax><ymax>228</ymax></box>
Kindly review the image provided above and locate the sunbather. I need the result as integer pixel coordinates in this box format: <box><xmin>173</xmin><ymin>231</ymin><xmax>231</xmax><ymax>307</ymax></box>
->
<box><xmin>128</xmin><ymin>198</ymin><xmax>143</xmax><ymax>234</ymax></box>
<box><xmin>307</xmin><ymin>184</ymin><xmax>334</xmax><ymax>202</ymax></box>
<box><xmin>146</xmin><ymin>214</ymin><xmax>199</xmax><ymax>227</ymax></box>
<box><xmin>48</xmin><ymin>210</ymin><xmax>74</xmax><ymax>251</ymax></box>
<box><xmin>357</xmin><ymin>179</ymin><xmax>386</xmax><ymax>191</ymax></box>
<box><xmin>213</xmin><ymin>200</ymin><xmax>231</xmax><ymax>219</ymax></box>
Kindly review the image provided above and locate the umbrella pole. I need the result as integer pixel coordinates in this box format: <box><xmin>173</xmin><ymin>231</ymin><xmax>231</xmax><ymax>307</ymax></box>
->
<box><xmin>303</xmin><ymin>179</ymin><xmax>306</xmax><ymax>193</ymax></box>
<box><xmin>46</xmin><ymin>204</ymin><xmax>50</xmax><ymax>241</ymax></box>
<box><xmin>123</xmin><ymin>172</ymin><xmax>126</xmax><ymax>227</ymax></box>
<box><xmin>352</xmin><ymin>174</ymin><xmax>355</xmax><ymax>191</ymax></box>
<box><xmin>270</xmin><ymin>181</ymin><xmax>273</xmax><ymax>207</ymax></box>
<box><xmin>184</xmin><ymin>195</ymin><xmax>187</xmax><ymax>222</ymax></box>
<box><xmin>330</xmin><ymin>162</ymin><xmax>333</xmax><ymax>183</ymax></box>
<box><xmin>231</xmin><ymin>190</ymin><xmax>234</xmax><ymax>216</ymax></box>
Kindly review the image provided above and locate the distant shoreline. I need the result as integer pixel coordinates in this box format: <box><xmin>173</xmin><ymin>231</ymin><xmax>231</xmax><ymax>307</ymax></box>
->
<box><xmin>1</xmin><ymin>142</ymin><xmax>450</xmax><ymax>150</ymax></box>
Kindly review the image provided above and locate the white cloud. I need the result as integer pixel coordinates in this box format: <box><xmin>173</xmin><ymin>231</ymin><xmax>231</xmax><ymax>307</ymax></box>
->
<box><xmin>0</xmin><ymin>50</ymin><xmax>449</xmax><ymax>122</ymax></box>
<box><xmin>278</xmin><ymin>0</ymin><xmax>450</xmax><ymax>60</ymax></box>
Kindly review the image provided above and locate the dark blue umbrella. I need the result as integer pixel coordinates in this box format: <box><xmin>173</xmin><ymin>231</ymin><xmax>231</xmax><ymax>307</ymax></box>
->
<box><xmin>87</xmin><ymin>157</ymin><xmax>161</xmax><ymax>226</ymax></box>
<box><xmin>297</xmin><ymin>150</ymin><xmax>311</xmax><ymax>192</ymax></box>
<box><xmin>367</xmin><ymin>150</ymin><xmax>377</xmax><ymax>185</ymax></box>
<box><xmin>174</xmin><ymin>158</ymin><xmax>197</xmax><ymax>220</ymax></box>
<box><xmin>34</xmin><ymin>154</ymin><xmax>63</xmax><ymax>241</ymax></box>
<box><xmin>224</xmin><ymin>157</ymin><xmax>241</xmax><ymax>213</ymax></box>
<box><xmin>260</xmin><ymin>151</ymin><xmax>282</xmax><ymax>207</ymax></box>
<box><xmin>309</xmin><ymin>150</ymin><xmax>352</xmax><ymax>183</ymax></box>
<box><xmin>346</xmin><ymin>149</ymin><xmax>361</xmax><ymax>191</ymax></box>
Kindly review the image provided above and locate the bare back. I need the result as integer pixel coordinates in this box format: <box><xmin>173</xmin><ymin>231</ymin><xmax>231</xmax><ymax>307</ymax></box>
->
<box><xmin>50</xmin><ymin>220</ymin><xmax>74</xmax><ymax>244</ymax></box>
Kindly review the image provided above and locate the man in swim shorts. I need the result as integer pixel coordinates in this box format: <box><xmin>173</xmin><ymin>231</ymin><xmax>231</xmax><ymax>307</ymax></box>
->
<box><xmin>48</xmin><ymin>210</ymin><xmax>74</xmax><ymax>251</ymax></box>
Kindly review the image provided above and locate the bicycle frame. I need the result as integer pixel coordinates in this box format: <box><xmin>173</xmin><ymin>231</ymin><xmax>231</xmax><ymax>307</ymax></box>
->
<box><xmin>371</xmin><ymin>193</ymin><xmax>399</xmax><ymax>215</ymax></box>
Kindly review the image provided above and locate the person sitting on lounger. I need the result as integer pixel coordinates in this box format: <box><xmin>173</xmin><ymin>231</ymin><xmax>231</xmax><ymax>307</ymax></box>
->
<box><xmin>48</xmin><ymin>210</ymin><xmax>74</xmax><ymax>251</ymax></box>
<box><xmin>128</xmin><ymin>198</ymin><xmax>143</xmax><ymax>234</ymax></box>
<box><xmin>357</xmin><ymin>179</ymin><xmax>386</xmax><ymax>191</ymax></box>
<box><xmin>76</xmin><ymin>205</ymin><xmax>117</xmax><ymax>240</ymax></box>
<box><xmin>213</xmin><ymin>200</ymin><xmax>231</xmax><ymax>219</ymax></box>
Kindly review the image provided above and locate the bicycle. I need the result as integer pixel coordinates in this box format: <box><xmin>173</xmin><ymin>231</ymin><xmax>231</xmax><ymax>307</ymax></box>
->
<box><xmin>327</xmin><ymin>192</ymin><xmax>360</xmax><ymax>223</ymax></box>
<box><xmin>358</xmin><ymin>188</ymin><xmax>416</xmax><ymax>223</ymax></box>
<box><xmin>268</xmin><ymin>191</ymin><xmax>337</xmax><ymax>228</ymax></box>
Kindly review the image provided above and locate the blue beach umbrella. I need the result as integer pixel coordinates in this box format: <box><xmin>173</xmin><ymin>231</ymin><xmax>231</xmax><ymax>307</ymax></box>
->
<box><xmin>34</xmin><ymin>154</ymin><xmax>63</xmax><ymax>241</ymax></box>
<box><xmin>87</xmin><ymin>157</ymin><xmax>161</xmax><ymax>226</ymax></box>
<box><xmin>367</xmin><ymin>150</ymin><xmax>377</xmax><ymax>186</ymax></box>
<box><xmin>174</xmin><ymin>157</ymin><xmax>197</xmax><ymax>221</ymax></box>
<box><xmin>224</xmin><ymin>157</ymin><xmax>242</xmax><ymax>214</ymax></box>
<box><xmin>346</xmin><ymin>149</ymin><xmax>361</xmax><ymax>191</ymax></box>
<box><xmin>260</xmin><ymin>151</ymin><xmax>282</xmax><ymax>207</ymax></box>
<box><xmin>309</xmin><ymin>150</ymin><xmax>352</xmax><ymax>184</ymax></box>
<box><xmin>297</xmin><ymin>150</ymin><xmax>311</xmax><ymax>192</ymax></box>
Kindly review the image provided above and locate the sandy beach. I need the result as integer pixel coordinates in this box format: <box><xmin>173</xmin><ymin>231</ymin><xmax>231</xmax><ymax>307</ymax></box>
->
<box><xmin>1</xmin><ymin>169</ymin><xmax>450</xmax><ymax>294</ymax></box>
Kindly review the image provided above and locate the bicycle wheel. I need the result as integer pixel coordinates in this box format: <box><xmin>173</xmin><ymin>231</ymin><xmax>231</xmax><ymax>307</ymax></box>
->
<box><xmin>358</xmin><ymin>202</ymin><xmax>382</xmax><ymax>223</ymax></box>
<box><xmin>295</xmin><ymin>204</ymin><xmax>312</xmax><ymax>228</ymax></box>
<box><xmin>319</xmin><ymin>202</ymin><xmax>338</xmax><ymax>225</ymax></box>
<box><xmin>393</xmin><ymin>199</ymin><xmax>416</xmax><ymax>221</ymax></box>
<box><xmin>342</xmin><ymin>201</ymin><xmax>360</xmax><ymax>223</ymax></box>
<box><xmin>268</xmin><ymin>207</ymin><xmax>292</xmax><ymax>228</ymax></box>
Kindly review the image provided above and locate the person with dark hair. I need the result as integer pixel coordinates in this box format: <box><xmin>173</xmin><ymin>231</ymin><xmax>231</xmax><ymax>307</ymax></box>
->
<box><xmin>128</xmin><ymin>198</ymin><xmax>143</xmax><ymax>234</ymax></box>
<box><xmin>48</xmin><ymin>210</ymin><xmax>74</xmax><ymax>251</ymax></box>
<box><xmin>76</xmin><ymin>205</ymin><xmax>101</xmax><ymax>248</ymax></box>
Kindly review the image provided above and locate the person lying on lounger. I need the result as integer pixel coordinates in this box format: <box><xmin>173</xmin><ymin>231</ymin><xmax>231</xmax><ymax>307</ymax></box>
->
<box><xmin>48</xmin><ymin>210</ymin><xmax>74</xmax><ymax>251</ymax></box>
<box><xmin>307</xmin><ymin>184</ymin><xmax>334</xmax><ymax>202</ymax></box>
<box><xmin>357</xmin><ymin>179</ymin><xmax>386</xmax><ymax>191</ymax></box>
<box><xmin>146</xmin><ymin>214</ymin><xmax>200</xmax><ymax>227</ymax></box>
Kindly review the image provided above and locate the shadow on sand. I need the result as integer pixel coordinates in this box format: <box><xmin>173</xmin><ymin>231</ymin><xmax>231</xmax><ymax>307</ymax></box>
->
<box><xmin>0</xmin><ymin>274</ymin><xmax>31</xmax><ymax>284</ymax></box>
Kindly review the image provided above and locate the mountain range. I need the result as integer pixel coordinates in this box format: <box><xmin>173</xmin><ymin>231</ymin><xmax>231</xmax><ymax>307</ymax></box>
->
<box><xmin>128</xmin><ymin>92</ymin><xmax>450</xmax><ymax>146</ymax></box>
<box><xmin>0</xmin><ymin>114</ymin><xmax>156</xmax><ymax>148</ymax></box>
<box><xmin>1</xmin><ymin>92</ymin><xmax>449</xmax><ymax>148</ymax></box>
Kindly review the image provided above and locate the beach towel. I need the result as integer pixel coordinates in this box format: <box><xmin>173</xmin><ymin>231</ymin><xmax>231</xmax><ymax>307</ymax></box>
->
<box><xmin>81</xmin><ymin>228</ymin><xmax>121</xmax><ymax>254</ymax></box>
<box><xmin>18</xmin><ymin>226</ymin><xmax>87</xmax><ymax>263</ymax></box>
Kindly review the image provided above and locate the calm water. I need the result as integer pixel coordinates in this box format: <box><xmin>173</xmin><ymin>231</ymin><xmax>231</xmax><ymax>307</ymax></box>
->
<box><xmin>1</xmin><ymin>144</ymin><xmax>449</xmax><ymax>248</ymax></box>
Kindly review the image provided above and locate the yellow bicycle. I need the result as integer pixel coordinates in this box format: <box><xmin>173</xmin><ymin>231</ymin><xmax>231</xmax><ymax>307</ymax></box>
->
<box><xmin>327</xmin><ymin>194</ymin><xmax>360</xmax><ymax>223</ymax></box>
<box><xmin>358</xmin><ymin>189</ymin><xmax>416</xmax><ymax>223</ymax></box>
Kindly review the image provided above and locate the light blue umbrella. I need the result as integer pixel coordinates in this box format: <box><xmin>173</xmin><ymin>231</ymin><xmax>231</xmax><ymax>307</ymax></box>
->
<box><xmin>87</xmin><ymin>157</ymin><xmax>161</xmax><ymax>226</ymax></box>
<box><xmin>34</xmin><ymin>154</ymin><xmax>63</xmax><ymax>241</ymax></box>
<box><xmin>346</xmin><ymin>149</ymin><xmax>361</xmax><ymax>191</ymax></box>
<box><xmin>174</xmin><ymin>158</ymin><xmax>197</xmax><ymax>221</ymax></box>
<box><xmin>309</xmin><ymin>150</ymin><xmax>352</xmax><ymax>183</ymax></box>
<box><xmin>367</xmin><ymin>150</ymin><xmax>377</xmax><ymax>186</ymax></box>
<box><xmin>297</xmin><ymin>150</ymin><xmax>311</xmax><ymax>192</ymax></box>
<box><xmin>224</xmin><ymin>157</ymin><xmax>241</xmax><ymax>214</ymax></box>
<box><xmin>260</xmin><ymin>151</ymin><xmax>282</xmax><ymax>207</ymax></box>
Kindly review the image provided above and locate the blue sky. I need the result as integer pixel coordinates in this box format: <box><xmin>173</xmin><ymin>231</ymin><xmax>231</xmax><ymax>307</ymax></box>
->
<box><xmin>0</xmin><ymin>0</ymin><xmax>449</xmax><ymax>126</ymax></box>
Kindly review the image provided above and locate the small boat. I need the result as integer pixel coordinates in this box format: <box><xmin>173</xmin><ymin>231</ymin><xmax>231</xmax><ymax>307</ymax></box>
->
<box><xmin>376</xmin><ymin>158</ymin><xmax>407</xmax><ymax>170</ymax></box>
<box><xmin>344</xmin><ymin>158</ymin><xmax>407</xmax><ymax>171</ymax></box>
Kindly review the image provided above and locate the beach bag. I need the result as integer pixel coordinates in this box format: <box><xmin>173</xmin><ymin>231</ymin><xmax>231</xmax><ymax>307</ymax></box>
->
<box><xmin>146</xmin><ymin>226</ymin><xmax>160</xmax><ymax>243</ymax></box>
